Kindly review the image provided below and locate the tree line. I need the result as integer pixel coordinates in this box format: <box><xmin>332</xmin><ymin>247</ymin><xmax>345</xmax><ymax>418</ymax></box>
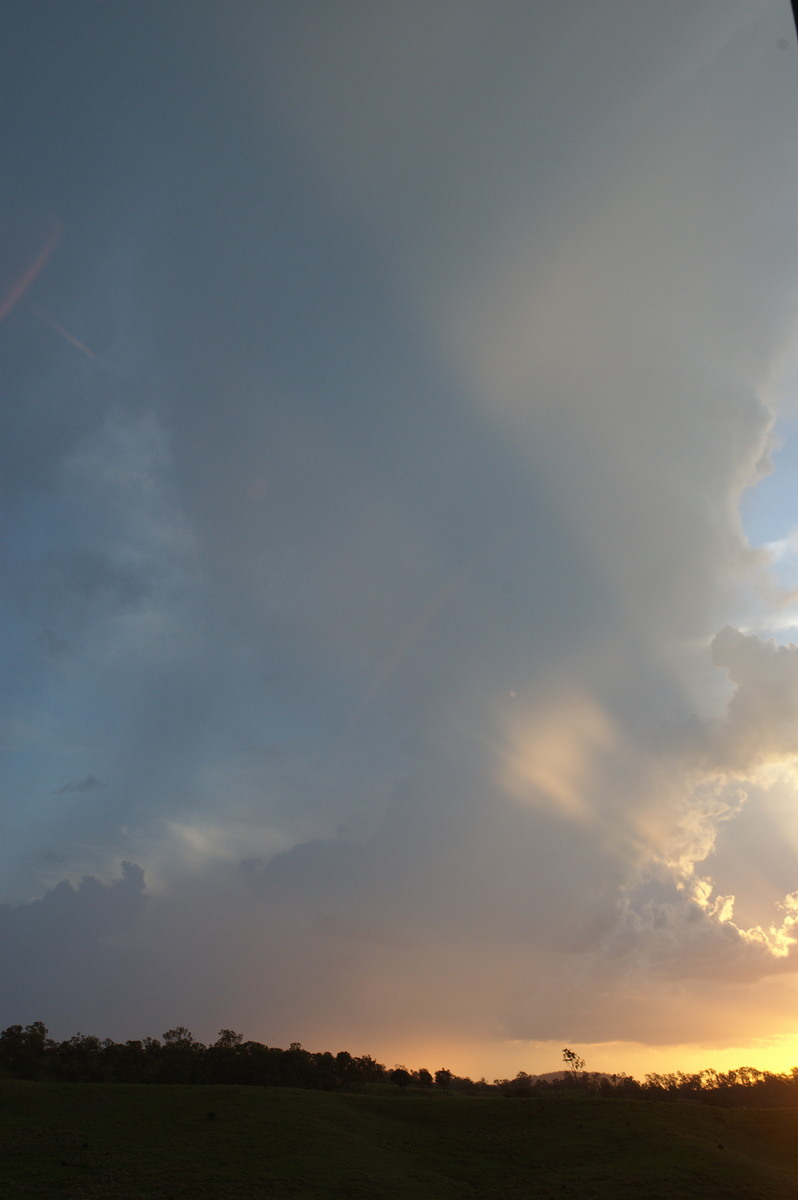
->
<box><xmin>498</xmin><ymin>1065</ymin><xmax>798</xmax><ymax>1108</ymax></box>
<box><xmin>0</xmin><ymin>1022</ymin><xmax>480</xmax><ymax>1090</ymax></box>
<box><xmin>3</xmin><ymin>1023</ymin><xmax>798</xmax><ymax>1107</ymax></box>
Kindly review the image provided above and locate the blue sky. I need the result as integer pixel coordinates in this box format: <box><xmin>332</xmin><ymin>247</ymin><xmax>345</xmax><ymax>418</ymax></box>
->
<box><xmin>4</xmin><ymin>0</ymin><xmax>798</xmax><ymax>1081</ymax></box>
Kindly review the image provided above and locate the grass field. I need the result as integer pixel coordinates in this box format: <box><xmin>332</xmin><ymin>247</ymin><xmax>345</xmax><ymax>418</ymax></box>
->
<box><xmin>2</xmin><ymin>1079</ymin><xmax>798</xmax><ymax>1198</ymax></box>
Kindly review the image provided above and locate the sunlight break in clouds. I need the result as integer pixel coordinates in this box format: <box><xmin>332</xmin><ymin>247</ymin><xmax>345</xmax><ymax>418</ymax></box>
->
<box><xmin>497</xmin><ymin>687</ymin><xmax>617</xmax><ymax>822</ymax></box>
<box><xmin>3</xmin><ymin>1</ymin><xmax>798</xmax><ymax>1081</ymax></box>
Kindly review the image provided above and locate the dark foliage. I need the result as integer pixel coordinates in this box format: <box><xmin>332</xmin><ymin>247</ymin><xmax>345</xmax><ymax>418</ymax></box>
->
<box><xmin>493</xmin><ymin>1065</ymin><xmax>798</xmax><ymax>1108</ymax></box>
<box><xmin>0</xmin><ymin>1022</ymin><xmax>394</xmax><ymax>1089</ymax></box>
<box><xmin>3</xmin><ymin>1022</ymin><xmax>798</xmax><ymax>1107</ymax></box>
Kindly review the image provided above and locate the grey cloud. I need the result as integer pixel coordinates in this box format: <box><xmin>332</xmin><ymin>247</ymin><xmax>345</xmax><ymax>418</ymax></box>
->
<box><xmin>0</xmin><ymin>831</ymin><xmax>788</xmax><ymax>1056</ymax></box>
<box><xmin>2</xmin><ymin>749</ymin><xmax>796</xmax><ymax>1057</ymax></box>
<box><xmin>45</xmin><ymin>549</ymin><xmax>147</xmax><ymax>612</ymax></box>
<box><xmin>660</xmin><ymin>624</ymin><xmax>798</xmax><ymax>780</ymax></box>
<box><xmin>0</xmin><ymin>863</ymin><xmax>146</xmax><ymax>1035</ymax></box>
<box><xmin>4</xmin><ymin>0</ymin><xmax>798</xmax><ymax>1075</ymax></box>
<box><xmin>710</xmin><ymin>626</ymin><xmax>798</xmax><ymax>771</ymax></box>
<box><xmin>38</xmin><ymin>629</ymin><xmax>68</xmax><ymax>656</ymax></box>
<box><xmin>53</xmin><ymin>775</ymin><xmax>106</xmax><ymax>796</ymax></box>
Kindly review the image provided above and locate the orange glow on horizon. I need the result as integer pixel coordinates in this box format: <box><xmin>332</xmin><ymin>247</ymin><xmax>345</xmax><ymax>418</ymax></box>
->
<box><xmin>331</xmin><ymin>1034</ymin><xmax>798</xmax><ymax>1085</ymax></box>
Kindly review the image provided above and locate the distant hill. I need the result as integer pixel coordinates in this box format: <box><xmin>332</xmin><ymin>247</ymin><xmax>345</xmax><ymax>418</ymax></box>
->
<box><xmin>522</xmin><ymin>1069</ymin><xmax>613</xmax><ymax>1083</ymax></box>
<box><xmin>527</xmin><ymin>1070</ymin><xmax>581</xmax><ymax>1082</ymax></box>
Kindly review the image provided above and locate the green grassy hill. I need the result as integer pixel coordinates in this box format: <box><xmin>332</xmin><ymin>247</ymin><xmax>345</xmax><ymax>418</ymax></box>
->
<box><xmin>2</xmin><ymin>1079</ymin><xmax>798</xmax><ymax>1199</ymax></box>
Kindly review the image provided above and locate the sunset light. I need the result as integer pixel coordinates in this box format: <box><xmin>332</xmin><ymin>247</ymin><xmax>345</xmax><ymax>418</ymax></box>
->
<box><xmin>4</xmin><ymin>0</ymin><xmax>798</xmax><ymax>1098</ymax></box>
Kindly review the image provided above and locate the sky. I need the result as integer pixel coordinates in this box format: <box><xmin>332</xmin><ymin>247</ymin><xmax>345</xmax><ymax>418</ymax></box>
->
<box><xmin>4</xmin><ymin>0</ymin><xmax>798</xmax><ymax>1083</ymax></box>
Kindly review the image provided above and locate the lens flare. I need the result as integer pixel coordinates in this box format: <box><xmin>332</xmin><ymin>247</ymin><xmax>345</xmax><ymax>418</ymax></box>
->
<box><xmin>0</xmin><ymin>218</ymin><xmax>62</xmax><ymax>321</ymax></box>
<box><xmin>27</xmin><ymin>301</ymin><xmax>95</xmax><ymax>359</ymax></box>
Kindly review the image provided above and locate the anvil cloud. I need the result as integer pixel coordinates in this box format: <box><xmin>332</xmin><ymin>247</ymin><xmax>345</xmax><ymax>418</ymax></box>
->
<box><xmin>3</xmin><ymin>0</ymin><xmax>798</xmax><ymax>1079</ymax></box>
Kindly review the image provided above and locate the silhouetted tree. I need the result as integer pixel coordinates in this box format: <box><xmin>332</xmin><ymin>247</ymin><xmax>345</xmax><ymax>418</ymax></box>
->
<box><xmin>280</xmin><ymin>1042</ymin><xmax>314</xmax><ymax>1088</ymax></box>
<box><xmin>562</xmin><ymin>1047</ymin><xmax>585</xmax><ymax>1082</ymax></box>
<box><xmin>500</xmin><ymin>1071</ymin><xmax>534</xmax><ymax>1098</ymax></box>
<box><xmin>352</xmin><ymin>1054</ymin><xmax>385</xmax><ymax>1084</ymax></box>
<box><xmin>160</xmin><ymin>1027</ymin><xmax>203</xmax><ymax>1083</ymax></box>
<box><xmin>52</xmin><ymin>1033</ymin><xmax>105</xmax><ymax>1081</ymax></box>
<box><xmin>206</xmin><ymin>1030</ymin><xmax>245</xmax><ymax>1084</ymax></box>
<box><xmin>0</xmin><ymin>1022</ymin><xmax>50</xmax><ymax>1079</ymax></box>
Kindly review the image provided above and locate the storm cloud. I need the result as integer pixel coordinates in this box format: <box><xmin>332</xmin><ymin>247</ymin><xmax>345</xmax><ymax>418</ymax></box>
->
<box><xmin>3</xmin><ymin>1</ymin><xmax>798</xmax><ymax>1080</ymax></box>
